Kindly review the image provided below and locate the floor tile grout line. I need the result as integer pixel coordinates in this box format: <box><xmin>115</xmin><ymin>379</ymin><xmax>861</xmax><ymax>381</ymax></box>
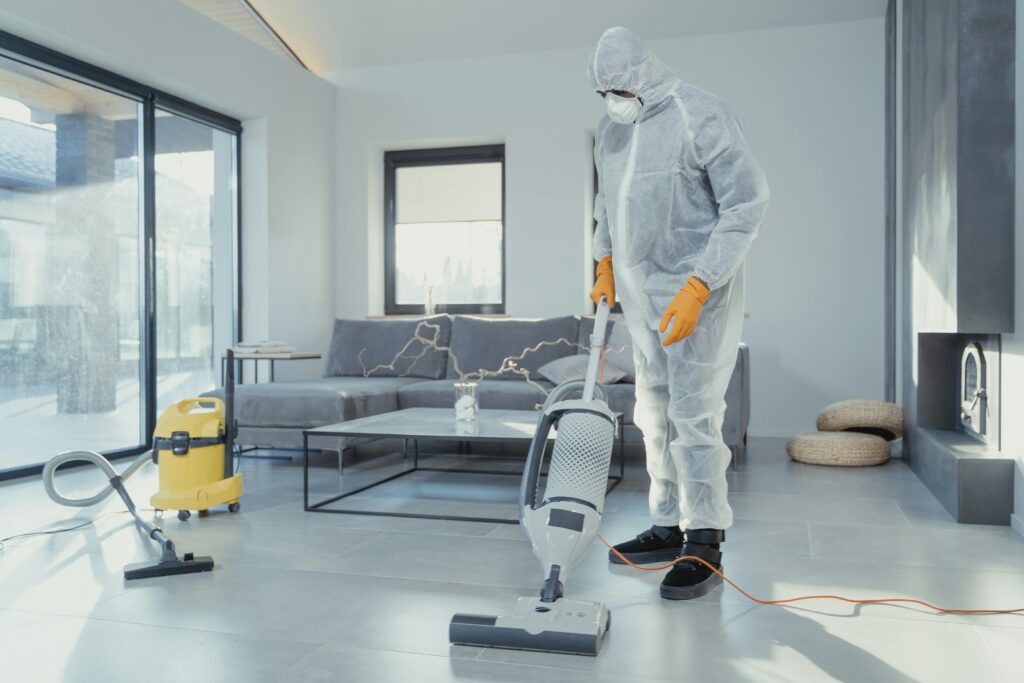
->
<box><xmin>270</xmin><ymin>639</ymin><xmax>671</xmax><ymax>683</ymax></box>
<box><xmin>894</xmin><ymin>499</ymin><xmax>914</xmax><ymax>528</ymax></box>
<box><xmin>269</xmin><ymin>644</ymin><xmax>339</xmax><ymax>683</ymax></box>
<box><xmin>800</xmin><ymin>518</ymin><xmax>1018</xmax><ymax>536</ymax></box>
<box><xmin>726</xmin><ymin>489</ymin><xmax>939</xmax><ymax>505</ymax></box>
<box><xmin>329</xmin><ymin>532</ymin><xmax>387</xmax><ymax>560</ymax></box>
<box><xmin>973</xmin><ymin>624</ymin><xmax>1014</xmax><ymax>683</ymax></box>
<box><xmin>211</xmin><ymin>510</ymin><xmax>510</xmax><ymax>539</ymax></box>
<box><xmin>0</xmin><ymin>604</ymin><xmax>331</xmax><ymax>650</ymax></box>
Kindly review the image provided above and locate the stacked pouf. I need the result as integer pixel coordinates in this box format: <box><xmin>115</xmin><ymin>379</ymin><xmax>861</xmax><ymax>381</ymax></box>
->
<box><xmin>787</xmin><ymin>400</ymin><xmax>903</xmax><ymax>467</ymax></box>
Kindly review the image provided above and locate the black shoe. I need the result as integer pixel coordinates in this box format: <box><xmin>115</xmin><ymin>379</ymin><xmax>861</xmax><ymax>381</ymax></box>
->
<box><xmin>608</xmin><ymin>525</ymin><xmax>684</xmax><ymax>565</ymax></box>
<box><xmin>660</xmin><ymin>529</ymin><xmax>725</xmax><ymax>600</ymax></box>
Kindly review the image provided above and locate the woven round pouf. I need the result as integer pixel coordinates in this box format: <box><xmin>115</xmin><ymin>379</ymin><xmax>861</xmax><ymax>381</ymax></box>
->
<box><xmin>816</xmin><ymin>400</ymin><xmax>903</xmax><ymax>441</ymax></box>
<box><xmin>786</xmin><ymin>431</ymin><xmax>891</xmax><ymax>467</ymax></box>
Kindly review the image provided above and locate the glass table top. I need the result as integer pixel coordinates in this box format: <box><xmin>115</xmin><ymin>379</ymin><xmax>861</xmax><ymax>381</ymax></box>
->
<box><xmin>306</xmin><ymin>408</ymin><xmax>549</xmax><ymax>441</ymax></box>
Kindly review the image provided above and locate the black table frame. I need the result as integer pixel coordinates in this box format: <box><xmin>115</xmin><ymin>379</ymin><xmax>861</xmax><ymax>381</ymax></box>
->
<box><xmin>302</xmin><ymin>422</ymin><xmax>626</xmax><ymax>524</ymax></box>
<box><xmin>220</xmin><ymin>354</ymin><xmax>318</xmax><ymax>460</ymax></box>
<box><xmin>220</xmin><ymin>355</ymin><xmax>307</xmax><ymax>385</ymax></box>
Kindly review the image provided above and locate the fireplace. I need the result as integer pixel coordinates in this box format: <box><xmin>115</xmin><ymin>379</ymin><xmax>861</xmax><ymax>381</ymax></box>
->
<box><xmin>959</xmin><ymin>342</ymin><xmax>987</xmax><ymax>440</ymax></box>
<box><xmin>912</xmin><ymin>332</ymin><xmax>1008</xmax><ymax>524</ymax></box>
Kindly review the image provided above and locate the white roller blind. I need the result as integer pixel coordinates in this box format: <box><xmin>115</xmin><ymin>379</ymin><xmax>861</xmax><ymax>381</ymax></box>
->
<box><xmin>396</xmin><ymin>162</ymin><xmax>502</xmax><ymax>223</ymax></box>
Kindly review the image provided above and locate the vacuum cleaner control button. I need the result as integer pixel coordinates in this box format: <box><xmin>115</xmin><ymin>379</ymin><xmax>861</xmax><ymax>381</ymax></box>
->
<box><xmin>170</xmin><ymin>432</ymin><xmax>191</xmax><ymax>455</ymax></box>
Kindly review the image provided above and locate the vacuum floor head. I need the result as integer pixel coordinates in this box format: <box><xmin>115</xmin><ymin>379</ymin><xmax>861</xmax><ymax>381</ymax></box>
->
<box><xmin>123</xmin><ymin>553</ymin><xmax>214</xmax><ymax>581</ymax></box>
<box><xmin>450</xmin><ymin>597</ymin><xmax>610</xmax><ymax>656</ymax></box>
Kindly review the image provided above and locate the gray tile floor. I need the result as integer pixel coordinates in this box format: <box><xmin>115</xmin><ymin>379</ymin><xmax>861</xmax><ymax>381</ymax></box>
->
<box><xmin>1</xmin><ymin>437</ymin><xmax>1023</xmax><ymax>682</ymax></box>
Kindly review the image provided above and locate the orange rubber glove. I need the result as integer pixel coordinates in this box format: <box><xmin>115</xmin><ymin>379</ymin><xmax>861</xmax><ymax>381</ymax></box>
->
<box><xmin>590</xmin><ymin>255</ymin><xmax>616</xmax><ymax>307</ymax></box>
<box><xmin>659</xmin><ymin>276</ymin><xmax>710</xmax><ymax>346</ymax></box>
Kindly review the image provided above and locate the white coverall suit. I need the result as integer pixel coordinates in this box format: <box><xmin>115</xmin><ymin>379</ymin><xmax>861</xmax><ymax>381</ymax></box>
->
<box><xmin>590</xmin><ymin>28</ymin><xmax>769</xmax><ymax>531</ymax></box>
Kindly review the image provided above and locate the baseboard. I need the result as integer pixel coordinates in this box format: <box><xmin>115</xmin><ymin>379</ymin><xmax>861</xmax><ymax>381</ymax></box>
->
<box><xmin>1011</xmin><ymin>513</ymin><xmax>1024</xmax><ymax>539</ymax></box>
<box><xmin>747</xmin><ymin>429</ymin><xmax>797</xmax><ymax>439</ymax></box>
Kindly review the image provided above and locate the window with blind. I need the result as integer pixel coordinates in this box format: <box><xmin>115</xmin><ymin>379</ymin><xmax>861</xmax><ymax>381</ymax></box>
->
<box><xmin>384</xmin><ymin>145</ymin><xmax>504</xmax><ymax>315</ymax></box>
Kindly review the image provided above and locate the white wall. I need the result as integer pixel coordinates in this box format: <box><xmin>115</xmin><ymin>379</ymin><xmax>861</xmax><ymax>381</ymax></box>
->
<box><xmin>0</xmin><ymin>0</ymin><xmax>337</xmax><ymax>380</ymax></box>
<box><xmin>331</xmin><ymin>18</ymin><xmax>886</xmax><ymax>437</ymax></box>
<box><xmin>1007</xmin><ymin>0</ymin><xmax>1024</xmax><ymax>537</ymax></box>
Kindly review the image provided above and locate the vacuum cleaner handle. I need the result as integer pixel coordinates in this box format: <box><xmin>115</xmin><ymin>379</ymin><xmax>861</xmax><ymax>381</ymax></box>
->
<box><xmin>520</xmin><ymin>411</ymin><xmax>556</xmax><ymax>510</ymax></box>
<box><xmin>224</xmin><ymin>348</ymin><xmax>236</xmax><ymax>479</ymax></box>
<box><xmin>582</xmin><ymin>298</ymin><xmax>610</xmax><ymax>403</ymax></box>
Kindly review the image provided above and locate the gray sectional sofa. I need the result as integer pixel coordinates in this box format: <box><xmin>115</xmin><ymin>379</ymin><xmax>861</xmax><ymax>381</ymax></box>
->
<box><xmin>205</xmin><ymin>315</ymin><xmax>750</xmax><ymax>466</ymax></box>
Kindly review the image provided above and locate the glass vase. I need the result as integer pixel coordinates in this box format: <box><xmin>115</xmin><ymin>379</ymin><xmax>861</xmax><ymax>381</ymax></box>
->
<box><xmin>454</xmin><ymin>381</ymin><xmax>478</xmax><ymax>422</ymax></box>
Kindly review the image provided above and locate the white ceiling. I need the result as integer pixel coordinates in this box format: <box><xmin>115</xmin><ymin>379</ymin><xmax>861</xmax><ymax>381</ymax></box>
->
<box><xmin>245</xmin><ymin>0</ymin><xmax>887</xmax><ymax>75</ymax></box>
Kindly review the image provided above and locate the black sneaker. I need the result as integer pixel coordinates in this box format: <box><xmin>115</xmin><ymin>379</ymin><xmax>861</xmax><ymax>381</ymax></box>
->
<box><xmin>608</xmin><ymin>525</ymin><xmax>684</xmax><ymax>565</ymax></box>
<box><xmin>660</xmin><ymin>528</ymin><xmax>725</xmax><ymax>600</ymax></box>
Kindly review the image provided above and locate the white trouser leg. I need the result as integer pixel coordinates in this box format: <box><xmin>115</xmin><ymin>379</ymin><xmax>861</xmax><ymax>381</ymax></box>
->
<box><xmin>625</xmin><ymin>269</ymin><xmax>745</xmax><ymax>531</ymax></box>
<box><xmin>665</xmin><ymin>272</ymin><xmax>745</xmax><ymax>530</ymax></box>
<box><xmin>626</xmin><ymin>315</ymin><xmax>679</xmax><ymax>528</ymax></box>
<box><xmin>630</xmin><ymin>335</ymin><xmax>679</xmax><ymax>524</ymax></box>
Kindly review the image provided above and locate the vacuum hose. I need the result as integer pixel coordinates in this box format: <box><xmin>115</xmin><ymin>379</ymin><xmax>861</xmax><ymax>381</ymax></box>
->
<box><xmin>42</xmin><ymin>449</ymin><xmax>152</xmax><ymax>508</ymax></box>
<box><xmin>42</xmin><ymin>449</ymin><xmax>182</xmax><ymax>561</ymax></box>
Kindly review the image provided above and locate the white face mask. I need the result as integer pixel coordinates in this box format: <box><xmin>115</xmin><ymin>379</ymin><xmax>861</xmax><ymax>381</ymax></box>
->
<box><xmin>605</xmin><ymin>92</ymin><xmax>643</xmax><ymax>124</ymax></box>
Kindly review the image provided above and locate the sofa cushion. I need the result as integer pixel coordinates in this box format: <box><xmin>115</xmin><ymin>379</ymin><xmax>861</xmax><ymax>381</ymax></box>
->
<box><xmin>203</xmin><ymin>377</ymin><xmax>426</xmax><ymax>429</ymax></box>
<box><xmin>324</xmin><ymin>316</ymin><xmax>450</xmax><ymax>379</ymax></box>
<box><xmin>446</xmin><ymin>315</ymin><xmax>579</xmax><ymax>381</ymax></box>
<box><xmin>578</xmin><ymin>317</ymin><xmax>635</xmax><ymax>382</ymax></box>
<box><xmin>399</xmin><ymin>378</ymin><xmax>555</xmax><ymax>411</ymax></box>
<box><xmin>537</xmin><ymin>355</ymin><xmax>629</xmax><ymax>385</ymax></box>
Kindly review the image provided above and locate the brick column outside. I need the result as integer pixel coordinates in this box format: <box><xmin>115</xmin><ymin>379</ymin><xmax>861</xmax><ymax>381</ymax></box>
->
<box><xmin>51</xmin><ymin>112</ymin><xmax>119</xmax><ymax>413</ymax></box>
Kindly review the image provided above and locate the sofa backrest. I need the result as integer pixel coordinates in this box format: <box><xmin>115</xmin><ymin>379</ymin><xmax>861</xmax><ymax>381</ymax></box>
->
<box><xmin>446</xmin><ymin>315</ymin><xmax>579</xmax><ymax>381</ymax></box>
<box><xmin>324</xmin><ymin>316</ymin><xmax>451</xmax><ymax>379</ymax></box>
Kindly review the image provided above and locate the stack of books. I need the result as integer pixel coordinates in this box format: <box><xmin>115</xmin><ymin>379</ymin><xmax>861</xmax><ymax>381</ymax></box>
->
<box><xmin>232</xmin><ymin>341</ymin><xmax>295</xmax><ymax>354</ymax></box>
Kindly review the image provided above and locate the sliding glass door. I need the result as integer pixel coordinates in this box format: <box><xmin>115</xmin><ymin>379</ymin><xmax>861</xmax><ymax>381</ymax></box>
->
<box><xmin>154</xmin><ymin>110</ymin><xmax>236</xmax><ymax>405</ymax></box>
<box><xmin>0</xmin><ymin>32</ymin><xmax>241</xmax><ymax>476</ymax></box>
<box><xmin>0</xmin><ymin>53</ymin><xmax>144</xmax><ymax>470</ymax></box>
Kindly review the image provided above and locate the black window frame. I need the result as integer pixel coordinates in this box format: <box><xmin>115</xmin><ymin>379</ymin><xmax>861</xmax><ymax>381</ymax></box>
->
<box><xmin>384</xmin><ymin>144</ymin><xmax>506</xmax><ymax>316</ymax></box>
<box><xmin>0</xmin><ymin>29</ymin><xmax>243</xmax><ymax>481</ymax></box>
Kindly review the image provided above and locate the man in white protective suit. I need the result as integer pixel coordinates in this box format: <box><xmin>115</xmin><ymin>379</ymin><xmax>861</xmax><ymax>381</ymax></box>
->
<box><xmin>588</xmin><ymin>27</ymin><xmax>769</xmax><ymax>600</ymax></box>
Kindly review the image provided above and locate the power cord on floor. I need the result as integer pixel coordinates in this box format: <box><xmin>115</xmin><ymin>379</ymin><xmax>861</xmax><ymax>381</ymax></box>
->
<box><xmin>598</xmin><ymin>533</ymin><xmax>1024</xmax><ymax>616</ymax></box>
<box><xmin>0</xmin><ymin>508</ymin><xmax>160</xmax><ymax>554</ymax></box>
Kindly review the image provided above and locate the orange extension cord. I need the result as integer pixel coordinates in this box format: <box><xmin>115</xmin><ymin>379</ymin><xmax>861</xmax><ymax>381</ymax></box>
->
<box><xmin>597</xmin><ymin>534</ymin><xmax>1024</xmax><ymax>616</ymax></box>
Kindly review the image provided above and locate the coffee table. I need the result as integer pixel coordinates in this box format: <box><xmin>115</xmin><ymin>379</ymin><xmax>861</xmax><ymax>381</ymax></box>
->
<box><xmin>303</xmin><ymin>407</ymin><xmax>625</xmax><ymax>524</ymax></box>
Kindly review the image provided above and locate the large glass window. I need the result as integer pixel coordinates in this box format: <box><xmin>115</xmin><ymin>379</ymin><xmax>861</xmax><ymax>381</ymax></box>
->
<box><xmin>384</xmin><ymin>145</ymin><xmax>504</xmax><ymax>315</ymax></box>
<box><xmin>0</xmin><ymin>34</ymin><xmax>240</xmax><ymax>477</ymax></box>
<box><xmin>154</xmin><ymin>111</ymin><xmax>236</xmax><ymax>404</ymax></box>
<box><xmin>0</xmin><ymin>54</ymin><xmax>143</xmax><ymax>470</ymax></box>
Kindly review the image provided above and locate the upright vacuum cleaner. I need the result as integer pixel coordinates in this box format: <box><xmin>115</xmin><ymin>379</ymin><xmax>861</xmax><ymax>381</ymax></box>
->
<box><xmin>41</xmin><ymin>350</ymin><xmax>244</xmax><ymax>580</ymax></box>
<box><xmin>449</xmin><ymin>298</ymin><xmax>618</xmax><ymax>656</ymax></box>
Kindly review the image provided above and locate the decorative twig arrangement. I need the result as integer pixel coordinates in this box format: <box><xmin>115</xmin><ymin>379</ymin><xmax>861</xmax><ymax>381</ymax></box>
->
<box><xmin>358</xmin><ymin>319</ymin><xmax>627</xmax><ymax>397</ymax></box>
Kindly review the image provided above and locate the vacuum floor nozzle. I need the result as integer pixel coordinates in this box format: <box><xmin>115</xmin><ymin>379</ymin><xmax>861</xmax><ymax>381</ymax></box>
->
<box><xmin>123</xmin><ymin>553</ymin><xmax>214</xmax><ymax>581</ymax></box>
<box><xmin>450</xmin><ymin>597</ymin><xmax>610</xmax><ymax>656</ymax></box>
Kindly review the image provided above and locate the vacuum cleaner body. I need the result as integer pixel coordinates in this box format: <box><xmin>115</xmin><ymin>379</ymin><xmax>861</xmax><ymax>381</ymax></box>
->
<box><xmin>42</xmin><ymin>349</ymin><xmax>243</xmax><ymax>579</ymax></box>
<box><xmin>450</xmin><ymin>299</ymin><xmax>617</xmax><ymax>656</ymax></box>
<box><xmin>150</xmin><ymin>397</ymin><xmax>243</xmax><ymax>515</ymax></box>
<box><xmin>521</xmin><ymin>399</ymin><xmax>616</xmax><ymax>598</ymax></box>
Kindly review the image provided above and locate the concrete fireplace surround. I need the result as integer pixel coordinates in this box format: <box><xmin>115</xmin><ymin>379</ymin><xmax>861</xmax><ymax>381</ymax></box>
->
<box><xmin>913</xmin><ymin>333</ymin><xmax>1012</xmax><ymax>524</ymax></box>
<box><xmin>900</xmin><ymin>0</ymin><xmax>1016</xmax><ymax>524</ymax></box>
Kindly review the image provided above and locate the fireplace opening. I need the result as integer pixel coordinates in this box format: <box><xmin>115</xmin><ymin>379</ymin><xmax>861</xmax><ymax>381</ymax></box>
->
<box><xmin>959</xmin><ymin>342</ymin><xmax>987</xmax><ymax>440</ymax></box>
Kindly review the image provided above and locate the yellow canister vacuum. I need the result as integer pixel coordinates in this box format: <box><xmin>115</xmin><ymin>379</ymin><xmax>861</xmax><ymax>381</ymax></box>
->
<box><xmin>152</xmin><ymin>394</ymin><xmax>243</xmax><ymax>521</ymax></box>
<box><xmin>42</xmin><ymin>350</ymin><xmax>244</xmax><ymax>580</ymax></box>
